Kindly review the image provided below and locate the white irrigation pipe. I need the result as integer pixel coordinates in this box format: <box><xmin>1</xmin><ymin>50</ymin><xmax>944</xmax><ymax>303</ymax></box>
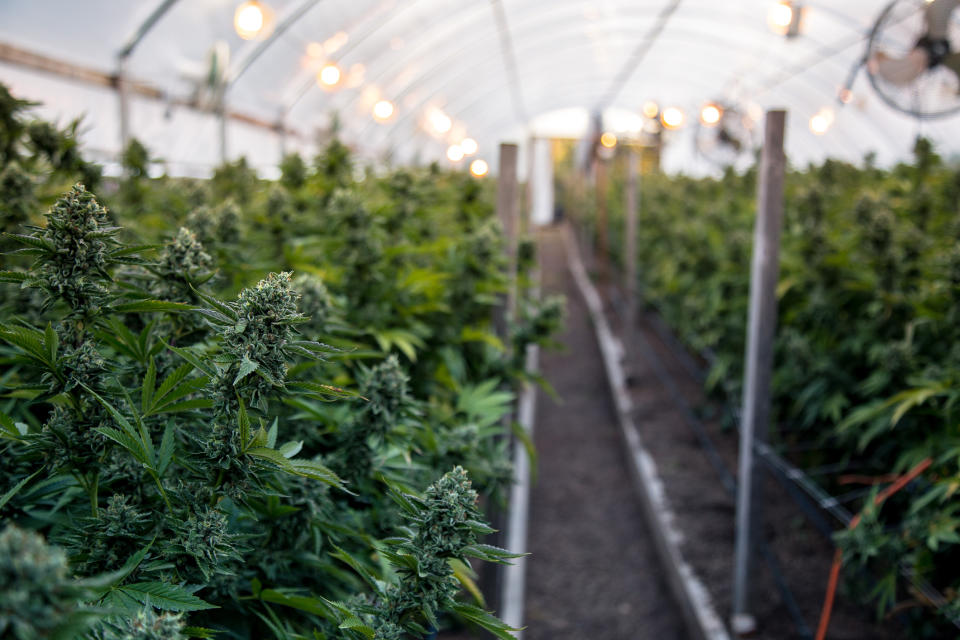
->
<box><xmin>499</xmin><ymin>342</ymin><xmax>539</xmax><ymax>638</ymax></box>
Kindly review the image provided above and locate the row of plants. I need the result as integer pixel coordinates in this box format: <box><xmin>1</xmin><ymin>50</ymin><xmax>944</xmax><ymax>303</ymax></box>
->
<box><xmin>0</xmin><ymin>84</ymin><xmax>563</xmax><ymax>639</ymax></box>
<box><xmin>562</xmin><ymin>140</ymin><xmax>960</xmax><ymax>637</ymax></box>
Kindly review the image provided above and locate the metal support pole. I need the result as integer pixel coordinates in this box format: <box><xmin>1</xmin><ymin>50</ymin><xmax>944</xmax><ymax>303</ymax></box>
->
<box><xmin>623</xmin><ymin>146</ymin><xmax>639</xmax><ymax>366</ymax></box>
<box><xmin>524</xmin><ymin>135</ymin><xmax>535</xmax><ymax>234</ymax></box>
<box><xmin>732</xmin><ymin>109</ymin><xmax>787</xmax><ymax>636</ymax></box>
<box><xmin>497</xmin><ymin>143</ymin><xmax>520</xmax><ymax>324</ymax></box>
<box><xmin>219</xmin><ymin>107</ymin><xmax>228</xmax><ymax>165</ymax></box>
<box><xmin>278</xmin><ymin>112</ymin><xmax>287</xmax><ymax>159</ymax></box>
<box><xmin>117</xmin><ymin>55</ymin><xmax>131</xmax><ymax>154</ymax></box>
<box><xmin>115</xmin><ymin>0</ymin><xmax>181</xmax><ymax>159</ymax></box>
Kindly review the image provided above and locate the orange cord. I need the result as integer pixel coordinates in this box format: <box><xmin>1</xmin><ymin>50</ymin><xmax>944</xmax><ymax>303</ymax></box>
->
<box><xmin>814</xmin><ymin>457</ymin><xmax>932</xmax><ymax>640</ymax></box>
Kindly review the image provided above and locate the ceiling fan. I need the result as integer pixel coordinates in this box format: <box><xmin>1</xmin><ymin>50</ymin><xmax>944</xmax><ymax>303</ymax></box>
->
<box><xmin>693</xmin><ymin>104</ymin><xmax>756</xmax><ymax>168</ymax></box>
<box><xmin>865</xmin><ymin>0</ymin><xmax>960</xmax><ymax>118</ymax></box>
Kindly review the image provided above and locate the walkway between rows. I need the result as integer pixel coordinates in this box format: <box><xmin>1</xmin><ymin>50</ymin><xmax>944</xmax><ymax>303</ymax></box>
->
<box><xmin>522</xmin><ymin>226</ymin><xmax>684</xmax><ymax>640</ymax></box>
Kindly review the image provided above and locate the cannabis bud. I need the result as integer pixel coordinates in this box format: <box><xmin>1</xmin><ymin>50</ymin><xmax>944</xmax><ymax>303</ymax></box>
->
<box><xmin>293</xmin><ymin>272</ymin><xmax>336</xmax><ymax>334</ymax></box>
<box><xmin>38</xmin><ymin>184</ymin><xmax>117</xmax><ymax>313</ymax></box>
<box><xmin>0</xmin><ymin>163</ymin><xmax>34</xmax><ymax>234</ymax></box>
<box><xmin>415</xmin><ymin>465</ymin><xmax>481</xmax><ymax>558</ymax></box>
<box><xmin>160</xmin><ymin>227</ymin><xmax>213</xmax><ymax>279</ymax></box>
<box><xmin>95</xmin><ymin>607</ymin><xmax>186</xmax><ymax>640</ymax></box>
<box><xmin>0</xmin><ymin>525</ymin><xmax>78</xmax><ymax>639</ymax></box>
<box><xmin>358</xmin><ymin>355</ymin><xmax>410</xmax><ymax>439</ymax></box>
<box><xmin>208</xmin><ymin>271</ymin><xmax>305</xmax><ymax>415</ymax></box>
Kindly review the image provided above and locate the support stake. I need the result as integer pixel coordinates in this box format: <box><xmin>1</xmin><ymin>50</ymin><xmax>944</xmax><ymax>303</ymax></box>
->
<box><xmin>732</xmin><ymin>109</ymin><xmax>787</xmax><ymax>635</ymax></box>
<box><xmin>595</xmin><ymin>156</ymin><xmax>609</xmax><ymax>276</ymax></box>
<box><xmin>623</xmin><ymin>146</ymin><xmax>640</xmax><ymax>368</ymax></box>
<box><xmin>496</xmin><ymin>143</ymin><xmax>520</xmax><ymax>327</ymax></box>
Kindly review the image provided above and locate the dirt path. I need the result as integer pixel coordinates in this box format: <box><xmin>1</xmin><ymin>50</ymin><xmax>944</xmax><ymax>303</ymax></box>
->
<box><xmin>522</xmin><ymin>227</ymin><xmax>685</xmax><ymax>640</ymax></box>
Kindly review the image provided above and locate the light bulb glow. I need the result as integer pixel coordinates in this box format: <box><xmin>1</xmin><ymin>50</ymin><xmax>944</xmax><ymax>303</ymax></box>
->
<box><xmin>809</xmin><ymin>107</ymin><xmax>834</xmax><ymax>135</ymax></box>
<box><xmin>235</xmin><ymin>1</ymin><xmax>268</xmax><ymax>39</ymax></box>
<box><xmin>323</xmin><ymin>31</ymin><xmax>348</xmax><ymax>55</ymax></box>
<box><xmin>428</xmin><ymin>109</ymin><xmax>452</xmax><ymax>134</ymax></box>
<box><xmin>768</xmin><ymin>1</ymin><xmax>799</xmax><ymax>35</ymax></box>
<box><xmin>373</xmin><ymin>100</ymin><xmax>395</xmax><ymax>122</ymax></box>
<box><xmin>700</xmin><ymin>103</ymin><xmax>722</xmax><ymax>126</ymax></box>
<box><xmin>642</xmin><ymin>101</ymin><xmax>659</xmax><ymax>118</ymax></box>
<box><xmin>600</xmin><ymin>132</ymin><xmax>617</xmax><ymax>148</ymax></box>
<box><xmin>661</xmin><ymin>106</ymin><xmax>685</xmax><ymax>129</ymax></box>
<box><xmin>470</xmin><ymin>159</ymin><xmax>489</xmax><ymax>177</ymax></box>
<box><xmin>771</xmin><ymin>2</ymin><xmax>793</xmax><ymax>27</ymax></box>
<box><xmin>318</xmin><ymin>64</ymin><xmax>341</xmax><ymax>87</ymax></box>
<box><xmin>460</xmin><ymin>137</ymin><xmax>478</xmax><ymax>155</ymax></box>
<box><xmin>838</xmin><ymin>88</ymin><xmax>853</xmax><ymax>104</ymax></box>
<box><xmin>447</xmin><ymin>144</ymin><xmax>465</xmax><ymax>162</ymax></box>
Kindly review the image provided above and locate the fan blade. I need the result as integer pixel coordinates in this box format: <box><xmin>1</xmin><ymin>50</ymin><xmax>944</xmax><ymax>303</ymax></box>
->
<box><xmin>869</xmin><ymin>49</ymin><xmax>929</xmax><ymax>85</ymax></box>
<box><xmin>943</xmin><ymin>51</ymin><xmax>960</xmax><ymax>82</ymax></box>
<box><xmin>925</xmin><ymin>0</ymin><xmax>958</xmax><ymax>40</ymax></box>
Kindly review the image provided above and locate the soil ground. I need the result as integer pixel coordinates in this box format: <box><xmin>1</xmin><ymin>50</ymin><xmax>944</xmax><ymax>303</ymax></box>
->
<box><xmin>575</xmin><ymin>222</ymin><xmax>904</xmax><ymax>640</ymax></box>
<box><xmin>446</xmin><ymin>224</ymin><xmax>905</xmax><ymax>639</ymax></box>
<box><xmin>520</xmin><ymin>226</ymin><xmax>686</xmax><ymax>640</ymax></box>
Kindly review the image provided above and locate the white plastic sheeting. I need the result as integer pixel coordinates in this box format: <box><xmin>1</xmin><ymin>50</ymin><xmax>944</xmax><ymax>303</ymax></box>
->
<box><xmin>1</xmin><ymin>0</ymin><xmax>959</xmax><ymax>177</ymax></box>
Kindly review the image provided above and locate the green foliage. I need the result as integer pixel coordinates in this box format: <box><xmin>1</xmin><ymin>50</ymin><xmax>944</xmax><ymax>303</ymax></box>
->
<box><xmin>568</xmin><ymin>141</ymin><xmax>960</xmax><ymax>635</ymax></box>
<box><xmin>0</xmin><ymin>90</ymin><xmax>562</xmax><ymax>640</ymax></box>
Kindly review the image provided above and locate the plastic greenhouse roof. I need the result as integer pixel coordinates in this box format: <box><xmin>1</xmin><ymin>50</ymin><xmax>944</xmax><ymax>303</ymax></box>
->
<box><xmin>1</xmin><ymin>0</ymin><xmax>959</xmax><ymax>177</ymax></box>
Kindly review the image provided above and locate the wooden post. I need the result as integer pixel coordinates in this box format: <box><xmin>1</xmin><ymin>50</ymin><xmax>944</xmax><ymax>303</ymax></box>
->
<box><xmin>623</xmin><ymin>146</ymin><xmax>639</xmax><ymax>366</ymax></box>
<box><xmin>732</xmin><ymin>110</ymin><xmax>787</xmax><ymax>636</ymax></box>
<box><xmin>524</xmin><ymin>135</ymin><xmax>535</xmax><ymax>235</ymax></box>
<box><xmin>595</xmin><ymin>156</ymin><xmax>608</xmax><ymax>276</ymax></box>
<box><xmin>496</xmin><ymin>143</ymin><xmax>520</xmax><ymax>327</ymax></box>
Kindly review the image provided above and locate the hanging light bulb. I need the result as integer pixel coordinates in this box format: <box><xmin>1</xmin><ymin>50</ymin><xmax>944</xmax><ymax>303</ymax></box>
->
<box><xmin>642</xmin><ymin>101</ymin><xmax>660</xmax><ymax>119</ymax></box>
<box><xmin>323</xmin><ymin>31</ymin><xmax>348</xmax><ymax>55</ymax></box>
<box><xmin>318</xmin><ymin>63</ymin><xmax>342</xmax><ymax>88</ymax></box>
<box><xmin>447</xmin><ymin>144</ymin><xmax>465</xmax><ymax>162</ymax></box>
<box><xmin>700</xmin><ymin>103</ymin><xmax>723</xmax><ymax>126</ymax></box>
<box><xmin>768</xmin><ymin>1</ymin><xmax>802</xmax><ymax>37</ymax></box>
<box><xmin>661</xmin><ymin>106</ymin><xmax>685</xmax><ymax>129</ymax></box>
<box><xmin>809</xmin><ymin>107</ymin><xmax>834</xmax><ymax>135</ymax></box>
<box><xmin>600</xmin><ymin>132</ymin><xmax>618</xmax><ymax>148</ymax></box>
<box><xmin>769</xmin><ymin>2</ymin><xmax>793</xmax><ymax>30</ymax></box>
<box><xmin>373</xmin><ymin>100</ymin><xmax>395</xmax><ymax>122</ymax></box>
<box><xmin>234</xmin><ymin>1</ymin><xmax>272</xmax><ymax>40</ymax></box>
<box><xmin>428</xmin><ymin>109</ymin><xmax>453</xmax><ymax>135</ymax></box>
<box><xmin>460</xmin><ymin>137</ymin><xmax>478</xmax><ymax>155</ymax></box>
<box><xmin>470</xmin><ymin>159</ymin><xmax>489</xmax><ymax>177</ymax></box>
<box><xmin>346</xmin><ymin>63</ymin><xmax>365</xmax><ymax>88</ymax></box>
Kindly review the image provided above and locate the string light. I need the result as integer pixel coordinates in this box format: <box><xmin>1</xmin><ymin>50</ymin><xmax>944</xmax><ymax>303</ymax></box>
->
<box><xmin>460</xmin><ymin>138</ymin><xmax>478</xmax><ymax>155</ymax></box>
<box><xmin>234</xmin><ymin>1</ymin><xmax>271</xmax><ymax>40</ymax></box>
<box><xmin>470</xmin><ymin>159</ymin><xmax>489</xmax><ymax>177</ymax></box>
<box><xmin>600</xmin><ymin>132</ymin><xmax>617</xmax><ymax>148</ymax></box>
<box><xmin>428</xmin><ymin>109</ymin><xmax>452</xmax><ymax>135</ymax></box>
<box><xmin>768</xmin><ymin>1</ymin><xmax>802</xmax><ymax>36</ymax></box>
<box><xmin>700</xmin><ymin>103</ymin><xmax>723</xmax><ymax>126</ymax></box>
<box><xmin>323</xmin><ymin>31</ymin><xmax>348</xmax><ymax>55</ymax></box>
<box><xmin>318</xmin><ymin>63</ymin><xmax>341</xmax><ymax>88</ymax></box>
<box><xmin>373</xmin><ymin>100</ymin><xmax>395</xmax><ymax>122</ymax></box>
<box><xmin>447</xmin><ymin>144</ymin><xmax>464</xmax><ymax>162</ymax></box>
<box><xmin>809</xmin><ymin>107</ymin><xmax>834</xmax><ymax>135</ymax></box>
<box><xmin>661</xmin><ymin>106</ymin><xmax>685</xmax><ymax>129</ymax></box>
<box><xmin>642</xmin><ymin>101</ymin><xmax>660</xmax><ymax>119</ymax></box>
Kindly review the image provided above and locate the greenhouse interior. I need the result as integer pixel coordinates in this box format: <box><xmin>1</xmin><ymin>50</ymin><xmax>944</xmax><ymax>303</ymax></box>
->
<box><xmin>3</xmin><ymin>1</ymin><xmax>960</xmax><ymax>639</ymax></box>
